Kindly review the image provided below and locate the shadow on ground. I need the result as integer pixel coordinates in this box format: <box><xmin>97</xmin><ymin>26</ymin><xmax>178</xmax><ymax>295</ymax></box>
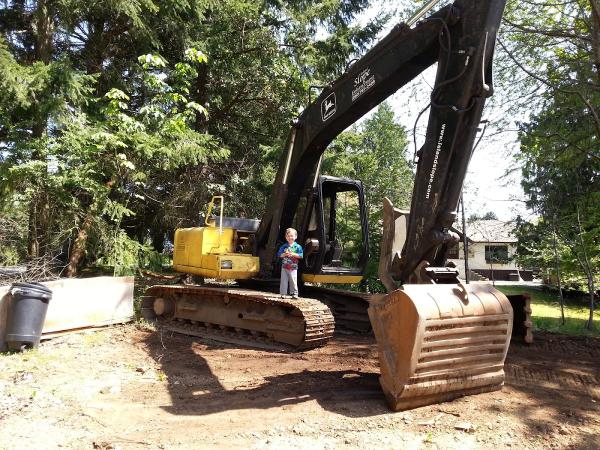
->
<box><xmin>140</xmin><ymin>324</ymin><xmax>600</xmax><ymax>449</ymax></box>
<box><xmin>142</xmin><ymin>330</ymin><xmax>386</xmax><ymax>418</ymax></box>
<box><xmin>484</xmin><ymin>333</ymin><xmax>600</xmax><ymax>449</ymax></box>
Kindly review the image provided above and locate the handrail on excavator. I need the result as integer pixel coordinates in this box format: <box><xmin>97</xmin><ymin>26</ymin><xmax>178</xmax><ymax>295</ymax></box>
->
<box><xmin>407</xmin><ymin>0</ymin><xmax>444</xmax><ymax>27</ymax></box>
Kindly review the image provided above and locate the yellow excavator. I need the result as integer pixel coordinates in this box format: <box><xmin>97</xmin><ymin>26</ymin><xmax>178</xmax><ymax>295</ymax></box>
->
<box><xmin>143</xmin><ymin>0</ymin><xmax>516</xmax><ymax>411</ymax></box>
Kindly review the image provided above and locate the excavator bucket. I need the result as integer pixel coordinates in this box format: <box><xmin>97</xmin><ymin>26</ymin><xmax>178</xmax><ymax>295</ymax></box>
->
<box><xmin>368</xmin><ymin>278</ymin><xmax>513</xmax><ymax>411</ymax></box>
<box><xmin>372</xmin><ymin>197</ymin><xmax>513</xmax><ymax>410</ymax></box>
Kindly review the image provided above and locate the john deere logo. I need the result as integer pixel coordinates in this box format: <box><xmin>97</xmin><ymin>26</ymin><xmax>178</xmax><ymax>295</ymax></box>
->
<box><xmin>321</xmin><ymin>92</ymin><xmax>336</xmax><ymax>121</ymax></box>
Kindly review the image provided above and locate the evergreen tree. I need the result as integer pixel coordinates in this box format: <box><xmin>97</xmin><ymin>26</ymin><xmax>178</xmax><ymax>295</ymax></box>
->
<box><xmin>0</xmin><ymin>0</ymin><xmax>384</xmax><ymax>274</ymax></box>
<box><xmin>500</xmin><ymin>0</ymin><xmax>600</xmax><ymax>328</ymax></box>
<box><xmin>323</xmin><ymin>102</ymin><xmax>413</xmax><ymax>291</ymax></box>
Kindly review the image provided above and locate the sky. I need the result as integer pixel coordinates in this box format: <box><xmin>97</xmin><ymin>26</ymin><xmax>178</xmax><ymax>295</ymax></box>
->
<box><xmin>387</xmin><ymin>68</ymin><xmax>531</xmax><ymax>222</ymax></box>
<box><xmin>353</xmin><ymin>0</ymin><xmax>535</xmax><ymax>223</ymax></box>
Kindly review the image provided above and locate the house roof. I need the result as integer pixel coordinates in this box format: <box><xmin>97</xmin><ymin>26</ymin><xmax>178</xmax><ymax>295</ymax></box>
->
<box><xmin>453</xmin><ymin>219</ymin><xmax>517</xmax><ymax>243</ymax></box>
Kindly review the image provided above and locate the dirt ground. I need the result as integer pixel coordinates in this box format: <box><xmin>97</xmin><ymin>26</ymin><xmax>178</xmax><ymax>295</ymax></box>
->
<box><xmin>1</xmin><ymin>324</ymin><xmax>599</xmax><ymax>450</ymax></box>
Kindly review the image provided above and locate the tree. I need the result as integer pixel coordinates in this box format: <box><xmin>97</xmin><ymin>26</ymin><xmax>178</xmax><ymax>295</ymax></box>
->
<box><xmin>516</xmin><ymin>86</ymin><xmax>599</xmax><ymax>328</ymax></box>
<box><xmin>468</xmin><ymin>211</ymin><xmax>499</xmax><ymax>221</ymax></box>
<box><xmin>0</xmin><ymin>45</ymin><xmax>224</xmax><ymax>275</ymax></box>
<box><xmin>513</xmin><ymin>217</ymin><xmax>568</xmax><ymax>323</ymax></box>
<box><xmin>515</xmin><ymin>73</ymin><xmax>599</xmax><ymax>329</ymax></box>
<box><xmin>0</xmin><ymin>0</ymin><xmax>385</xmax><ymax>274</ymax></box>
<box><xmin>152</xmin><ymin>0</ymin><xmax>387</xmax><ymax>226</ymax></box>
<box><xmin>322</xmin><ymin>102</ymin><xmax>413</xmax><ymax>291</ymax></box>
<box><xmin>496</xmin><ymin>0</ymin><xmax>600</xmax><ymax>329</ymax></box>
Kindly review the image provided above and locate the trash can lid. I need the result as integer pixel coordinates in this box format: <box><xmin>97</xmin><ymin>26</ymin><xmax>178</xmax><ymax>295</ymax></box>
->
<box><xmin>10</xmin><ymin>282</ymin><xmax>53</xmax><ymax>296</ymax></box>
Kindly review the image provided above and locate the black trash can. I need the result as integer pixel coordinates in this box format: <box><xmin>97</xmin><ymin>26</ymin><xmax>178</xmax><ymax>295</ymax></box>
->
<box><xmin>5</xmin><ymin>282</ymin><xmax>53</xmax><ymax>352</ymax></box>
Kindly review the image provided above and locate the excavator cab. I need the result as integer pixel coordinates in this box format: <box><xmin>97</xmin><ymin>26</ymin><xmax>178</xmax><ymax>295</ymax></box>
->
<box><xmin>294</xmin><ymin>176</ymin><xmax>368</xmax><ymax>285</ymax></box>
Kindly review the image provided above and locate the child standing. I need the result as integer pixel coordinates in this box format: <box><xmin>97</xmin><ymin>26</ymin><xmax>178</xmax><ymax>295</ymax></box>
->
<box><xmin>277</xmin><ymin>228</ymin><xmax>303</xmax><ymax>298</ymax></box>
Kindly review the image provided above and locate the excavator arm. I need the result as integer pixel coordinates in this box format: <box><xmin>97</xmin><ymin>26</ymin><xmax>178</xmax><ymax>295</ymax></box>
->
<box><xmin>255</xmin><ymin>3</ymin><xmax>460</xmax><ymax>276</ymax></box>
<box><xmin>255</xmin><ymin>0</ymin><xmax>507</xmax><ymax>285</ymax></box>
<box><xmin>397</xmin><ymin>0</ymin><xmax>505</xmax><ymax>284</ymax></box>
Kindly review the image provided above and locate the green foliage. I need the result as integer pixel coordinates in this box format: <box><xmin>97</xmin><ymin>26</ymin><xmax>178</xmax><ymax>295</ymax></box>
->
<box><xmin>496</xmin><ymin>285</ymin><xmax>599</xmax><ymax>337</ymax></box>
<box><xmin>514</xmin><ymin>219</ymin><xmax>597</xmax><ymax>291</ymax></box>
<box><xmin>323</xmin><ymin>102</ymin><xmax>413</xmax><ymax>291</ymax></box>
<box><xmin>331</xmin><ymin>190</ymin><xmax>363</xmax><ymax>269</ymax></box>
<box><xmin>95</xmin><ymin>229</ymin><xmax>163</xmax><ymax>276</ymax></box>
<box><xmin>0</xmin><ymin>44</ymin><xmax>225</xmax><ymax>271</ymax></box>
<box><xmin>469</xmin><ymin>211</ymin><xmax>498</xmax><ymax>221</ymax></box>
<box><xmin>0</xmin><ymin>0</ymin><xmax>384</xmax><ymax>275</ymax></box>
<box><xmin>165</xmin><ymin>0</ymin><xmax>387</xmax><ymax>222</ymax></box>
<box><xmin>497</xmin><ymin>0</ymin><xmax>599</xmax><ymax>117</ymax></box>
<box><xmin>0</xmin><ymin>210</ymin><xmax>28</xmax><ymax>265</ymax></box>
<box><xmin>515</xmin><ymin>76</ymin><xmax>599</xmax><ymax>324</ymax></box>
<box><xmin>500</xmin><ymin>0</ymin><xmax>600</xmax><ymax>328</ymax></box>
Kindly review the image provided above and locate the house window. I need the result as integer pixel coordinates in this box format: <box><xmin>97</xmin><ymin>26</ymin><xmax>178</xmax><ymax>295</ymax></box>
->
<box><xmin>447</xmin><ymin>242</ymin><xmax>459</xmax><ymax>259</ymax></box>
<box><xmin>485</xmin><ymin>245</ymin><xmax>509</xmax><ymax>263</ymax></box>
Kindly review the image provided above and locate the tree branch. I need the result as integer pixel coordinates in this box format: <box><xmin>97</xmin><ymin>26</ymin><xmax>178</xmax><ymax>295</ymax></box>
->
<box><xmin>498</xmin><ymin>38</ymin><xmax>600</xmax><ymax>138</ymax></box>
<box><xmin>502</xmin><ymin>18</ymin><xmax>592</xmax><ymax>43</ymax></box>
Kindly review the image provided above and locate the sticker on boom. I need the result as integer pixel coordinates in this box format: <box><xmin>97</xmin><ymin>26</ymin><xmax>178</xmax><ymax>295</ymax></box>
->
<box><xmin>321</xmin><ymin>92</ymin><xmax>337</xmax><ymax>121</ymax></box>
<box><xmin>352</xmin><ymin>68</ymin><xmax>376</xmax><ymax>101</ymax></box>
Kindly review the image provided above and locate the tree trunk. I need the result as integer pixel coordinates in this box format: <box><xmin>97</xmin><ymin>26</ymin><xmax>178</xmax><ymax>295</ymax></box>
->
<box><xmin>27</xmin><ymin>0</ymin><xmax>54</xmax><ymax>259</ymax></box>
<box><xmin>27</xmin><ymin>191</ymin><xmax>53</xmax><ymax>258</ymax></box>
<box><xmin>586</xmin><ymin>275</ymin><xmax>596</xmax><ymax>330</ymax></box>
<box><xmin>28</xmin><ymin>200</ymin><xmax>40</xmax><ymax>258</ymax></box>
<box><xmin>194</xmin><ymin>62</ymin><xmax>209</xmax><ymax>131</ymax></box>
<box><xmin>551</xmin><ymin>219</ymin><xmax>565</xmax><ymax>325</ymax></box>
<box><xmin>590</xmin><ymin>0</ymin><xmax>600</xmax><ymax>81</ymax></box>
<box><xmin>35</xmin><ymin>0</ymin><xmax>54</xmax><ymax>63</ymax></box>
<box><xmin>65</xmin><ymin>215</ymin><xmax>94</xmax><ymax>278</ymax></box>
<box><xmin>574</xmin><ymin>205</ymin><xmax>596</xmax><ymax>330</ymax></box>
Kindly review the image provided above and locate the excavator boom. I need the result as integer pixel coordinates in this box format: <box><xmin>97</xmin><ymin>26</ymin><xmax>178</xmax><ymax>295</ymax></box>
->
<box><xmin>368</xmin><ymin>0</ymin><xmax>514</xmax><ymax>410</ymax></box>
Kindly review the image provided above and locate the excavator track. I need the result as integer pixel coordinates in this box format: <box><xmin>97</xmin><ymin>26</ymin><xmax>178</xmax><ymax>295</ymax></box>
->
<box><xmin>142</xmin><ymin>285</ymin><xmax>335</xmax><ymax>351</ymax></box>
<box><xmin>301</xmin><ymin>285</ymin><xmax>378</xmax><ymax>333</ymax></box>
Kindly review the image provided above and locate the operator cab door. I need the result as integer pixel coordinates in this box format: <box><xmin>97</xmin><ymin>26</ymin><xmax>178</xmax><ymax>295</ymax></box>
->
<box><xmin>298</xmin><ymin>176</ymin><xmax>368</xmax><ymax>284</ymax></box>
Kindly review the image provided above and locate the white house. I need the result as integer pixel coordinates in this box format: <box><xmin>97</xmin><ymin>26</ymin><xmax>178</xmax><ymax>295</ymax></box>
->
<box><xmin>448</xmin><ymin>219</ymin><xmax>531</xmax><ymax>281</ymax></box>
